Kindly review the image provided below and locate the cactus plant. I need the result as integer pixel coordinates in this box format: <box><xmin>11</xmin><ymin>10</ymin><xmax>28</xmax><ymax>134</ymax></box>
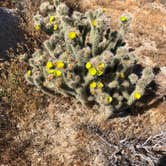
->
<box><xmin>26</xmin><ymin>0</ymin><xmax>154</xmax><ymax>117</ymax></box>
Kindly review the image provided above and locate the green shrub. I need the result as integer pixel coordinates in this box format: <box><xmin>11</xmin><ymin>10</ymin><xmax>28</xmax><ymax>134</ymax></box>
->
<box><xmin>25</xmin><ymin>0</ymin><xmax>154</xmax><ymax>117</ymax></box>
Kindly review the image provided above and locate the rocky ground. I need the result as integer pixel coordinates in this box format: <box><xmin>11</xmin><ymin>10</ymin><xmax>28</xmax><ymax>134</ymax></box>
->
<box><xmin>0</xmin><ymin>0</ymin><xmax>166</xmax><ymax>165</ymax></box>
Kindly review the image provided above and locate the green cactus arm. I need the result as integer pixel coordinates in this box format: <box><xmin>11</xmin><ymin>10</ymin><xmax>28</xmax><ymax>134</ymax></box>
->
<box><xmin>25</xmin><ymin>74</ymin><xmax>34</xmax><ymax>85</ymax></box>
<box><xmin>75</xmin><ymin>87</ymin><xmax>90</xmax><ymax>106</ymax></box>
<box><xmin>122</xmin><ymin>90</ymin><xmax>130</xmax><ymax>100</ymax></box>
<box><xmin>86</xmin><ymin>12</ymin><xmax>100</xmax><ymax>57</ymax></box>
<box><xmin>127</xmin><ymin>68</ymin><xmax>154</xmax><ymax>105</ymax></box>
<box><xmin>105</xmin><ymin>32</ymin><xmax>124</xmax><ymax>51</ymax></box>
<box><xmin>33</xmin><ymin>72</ymin><xmax>58</xmax><ymax>96</ymax></box>
<box><xmin>119</xmin><ymin>14</ymin><xmax>132</xmax><ymax>36</ymax></box>
<box><xmin>43</xmin><ymin>40</ymin><xmax>55</xmax><ymax>57</ymax></box>
<box><xmin>128</xmin><ymin>74</ymin><xmax>138</xmax><ymax>84</ymax></box>
<box><xmin>108</xmin><ymin>80</ymin><xmax>119</xmax><ymax>89</ymax></box>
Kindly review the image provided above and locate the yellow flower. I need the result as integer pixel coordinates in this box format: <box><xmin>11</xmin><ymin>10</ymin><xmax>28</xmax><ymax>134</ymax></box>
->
<box><xmin>46</xmin><ymin>61</ymin><xmax>53</xmax><ymax>69</ymax></box>
<box><xmin>120</xmin><ymin>16</ymin><xmax>127</xmax><ymax>22</ymax></box>
<box><xmin>85</xmin><ymin>62</ymin><xmax>92</xmax><ymax>69</ymax></box>
<box><xmin>97</xmin><ymin>62</ymin><xmax>105</xmax><ymax>70</ymax></box>
<box><xmin>97</xmin><ymin>82</ymin><xmax>104</xmax><ymax>88</ymax></box>
<box><xmin>49</xmin><ymin>16</ymin><xmax>55</xmax><ymax>24</ymax></box>
<box><xmin>97</xmin><ymin>70</ymin><xmax>104</xmax><ymax>76</ymax></box>
<box><xmin>53</xmin><ymin>24</ymin><xmax>58</xmax><ymax>31</ymax></box>
<box><xmin>47</xmin><ymin>69</ymin><xmax>56</xmax><ymax>74</ymax></box>
<box><xmin>68</xmin><ymin>31</ymin><xmax>77</xmax><ymax>40</ymax></box>
<box><xmin>89</xmin><ymin>67</ymin><xmax>97</xmax><ymax>76</ymax></box>
<box><xmin>55</xmin><ymin>61</ymin><xmax>65</xmax><ymax>68</ymax></box>
<box><xmin>90</xmin><ymin>81</ymin><xmax>97</xmax><ymax>89</ymax></box>
<box><xmin>91</xmin><ymin>19</ymin><xmax>97</xmax><ymax>27</ymax></box>
<box><xmin>134</xmin><ymin>92</ymin><xmax>141</xmax><ymax>100</ymax></box>
<box><xmin>34</xmin><ymin>24</ymin><xmax>40</xmax><ymax>31</ymax></box>
<box><xmin>106</xmin><ymin>96</ymin><xmax>113</xmax><ymax>103</ymax></box>
<box><xmin>27</xmin><ymin>70</ymin><xmax>31</xmax><ymax>76</ymax></box>
<box><xmin>54</xmin><ymin>70</ymin><xmax>62</xmax><ymax>77</ymax></box>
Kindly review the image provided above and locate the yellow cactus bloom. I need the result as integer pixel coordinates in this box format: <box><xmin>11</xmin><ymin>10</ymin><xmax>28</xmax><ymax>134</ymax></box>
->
<box><xmin>106</xmin><ymin>96</ymin><xmax>113</xmax><ymax>103</ymax></box>
<box><xmin>47</xmin><ymin>69</ymin><xmax>56</xmax><ymax>74</ymax></box>
<box><xmin>97</xmin><ymin>82</ymin><xmax>104</xmax><ymax>88</ymax></box>
<box><xmin>49</xmin><ymin>16</ymin><xmax>55</xmax><ymax>24</ymax></box>
<box><xmin>97</xmin><ymin>70</ymin><xmax>104</xmax><ymax>76</ymax></box>
<box><xmin>68</xmin><ymin>31</ymin><xmax>77</xmax><ymax>40</ymax></box>
<box><xmin>91</xmin><ymin>19</ymin><xmax>97</xmax><ymax>27</ymax></box>
<box><xmin>46</xmin><ymin>61</ymin><xmax>53</xmax><ymax>69</ymax></box>
<box><xmin>85</xmin><ymin>62</ymin><xmax>92</xmax><ymax>69</ymax></box>
<box><xmin>97</xmin><ymin>62</ymin><xmax>105</xmax><ymax>70</ymax></box>
<box><xmin>27</xmin><ymin>70</ymin><xmax>31</xmax><ymax>76</ymax></box>
<box><xmin>34</xmin><ymin>24</ymin><xmax>40</xmax><ymax>31</ymax></box>
<box><xmin>134</xmin><ymin>92</ymin><xmax>141</xmax><ymax>100</ymax></box>
<box><xmin>55</xmin><ymin>61</ymin><xmax>65</xmax><ymax>68</ymax></box>
<box><xmin>89</xmin><ymin>67</ymin><xmax>97</xmax><ymax>76</ymax></box>
<box><xmin>53</xmin><ymin>24</ymin><xmax>58</xmax><ymax>31</ymax></box>
<box><xmin>120</xmin><ymin>16</ymin><xmax>127</xmax><ymax>22</ymax></box>
<box><xmin>90</xmin><ymin>81</ymin><xmax>97</xmax><ymax>89</ymax></box>
<box><xmin>54</xmin><ymin>70</ymin><xmax>62</xmax><ymax>77</ymax></box>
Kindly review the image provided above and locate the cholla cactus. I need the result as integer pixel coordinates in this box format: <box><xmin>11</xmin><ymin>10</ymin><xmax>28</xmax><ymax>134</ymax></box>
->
<box><xmin>26</xmin><ymin>1</ymin><xmax>154</xmax><ymax>117</ymax></box>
